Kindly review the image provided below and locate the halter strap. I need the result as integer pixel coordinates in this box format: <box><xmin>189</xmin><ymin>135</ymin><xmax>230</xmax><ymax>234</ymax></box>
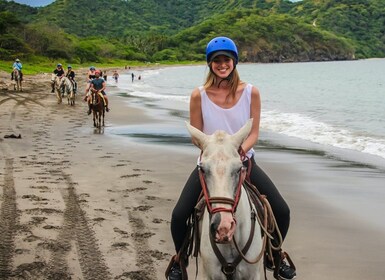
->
<box><xmin>198</xmin><ymin>165</ymin><xmax>246</xmax><ymax>215</ymax></box>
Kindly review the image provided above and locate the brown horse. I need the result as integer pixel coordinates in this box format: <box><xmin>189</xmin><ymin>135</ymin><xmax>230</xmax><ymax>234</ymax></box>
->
<box><xmin>13</xmin><ymin>69</ymin><xmax>22</xmax><ymax>91</ymax></box>
<box><xmin>90</xmin><ymin>90</ymin><xmax>105</xmax><ymax>128</ymax></box>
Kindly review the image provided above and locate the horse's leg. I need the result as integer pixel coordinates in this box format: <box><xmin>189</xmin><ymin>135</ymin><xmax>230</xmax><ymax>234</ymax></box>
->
<box><xmin>71</xmin><ymin>90</ymin><xmax>75</xmax><ymax>106</ymax></box>
<box><xmin>98</xmin><ymin>110</ymin><xmax>103</xmax><ymax>128</ymax></box>
<box><xmin>102</xmin><ymin>108</ymin><xmax>105</xmax><ymax>126</ymax></box>
<box><xmin>20</xmin><ymin>80</ymin><xmax>22</xmax><ymax>92</ymax></box>
<box><xmin>56</xmin><ymin>89</ymin><xmax>60</xmax><ymax>104</ymax></box>
<box><xmin>93</xmin><ymin>110</ymin><xmax>97</xmax><ymax>127</ymax></box>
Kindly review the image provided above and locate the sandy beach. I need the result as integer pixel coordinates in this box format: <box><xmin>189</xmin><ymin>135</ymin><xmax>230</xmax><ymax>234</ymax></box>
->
<box><xmin>1</xmin><ymin>68</ymin><xmax>385</xmax><ymax>280</ymax></box>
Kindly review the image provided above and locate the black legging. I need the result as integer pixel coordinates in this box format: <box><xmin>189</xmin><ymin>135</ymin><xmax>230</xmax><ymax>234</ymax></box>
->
<box><xmin>171</xmin><ymin>156</ymin><xmax>290</xmax><ymax>253</ymax></box>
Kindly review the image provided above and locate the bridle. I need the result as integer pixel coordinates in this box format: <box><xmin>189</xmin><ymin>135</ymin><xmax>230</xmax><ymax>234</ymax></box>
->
<box><xmin>198</xmin><ymin>164</ymin><xmax>246</xmax><ymax>217</ymax></box>
<box><xmin>197</xmin><ymin>148</ymin><xmax>250</xmax><ymax>216</ymax></box>
<box><xmin>197</xmin><ymin>149</ymin><xmax>266</xmax><ymax>279</ymax></box>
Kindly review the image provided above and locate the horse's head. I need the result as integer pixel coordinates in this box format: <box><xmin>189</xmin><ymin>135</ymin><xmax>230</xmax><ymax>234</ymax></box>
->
<box><xmin>186</xmin><ymin>119</ymin><xmax>253</xmax><ymax>243</ymax></box>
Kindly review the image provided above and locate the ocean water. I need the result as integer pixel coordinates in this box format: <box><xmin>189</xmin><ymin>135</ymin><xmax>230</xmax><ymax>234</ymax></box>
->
<box><xmin>108</xmin><ymin>59</ymin><xmax>385</xmax><ymax>169</ymax></box>
<box><xmin>106</xmin><ymin>60</ymin><xmax>385</xmax><ymax>232</ymax></box>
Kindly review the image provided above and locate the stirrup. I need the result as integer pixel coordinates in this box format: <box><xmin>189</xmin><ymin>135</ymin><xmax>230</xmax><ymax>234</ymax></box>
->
<box><xmin>165</xmin><ymin>255</ymin><xmax>188</xmax><ymax>280</ymax></box>
<box><xmin>272</xmin><ymin>251</ymin><xmax>296</xmax><ymax>280</ymax></box>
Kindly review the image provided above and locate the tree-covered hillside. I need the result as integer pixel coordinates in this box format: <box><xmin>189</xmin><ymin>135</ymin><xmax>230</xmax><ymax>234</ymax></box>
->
<box><xmin>0</xmin><ymin>0</ymin><xmax>383</xmax><ymax>63</ymax></box>
<box><xmin>165</xmin><ymin>9</ymin><xmax>354</xmax><ymax>62</ymax></box>
<box><xmin>14</xmin><ymin>0</ymin><xmax>297</xmax><ymax>37</ymax></box>
<box><xmin>290</xmin><ymin>0</ymin><xmax>385</xmax><ymax>58</ymax></box>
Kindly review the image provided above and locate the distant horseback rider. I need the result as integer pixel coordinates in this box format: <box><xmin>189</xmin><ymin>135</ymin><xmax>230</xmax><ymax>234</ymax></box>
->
<box><xmin>84</xmin><ymin>66</ymin><xmax>97</xmax><ymax>100</ymax></box>
<box><xmin>66</xmin><ymin>65</ymin><xmax>77</xmax><ymax>93</ymax></box>
<box><xmin>11</xmin><ymin>58</ymin><xmax>23</xmax><ymax>81</ymax></box>
<box><xmin>87</xmin><ymin>70</ymin><xmax>110</xmax><ymax>115</ymax></box>
<box><xmin>51</xmin><ymin>63</ymin><xmax>65</xmax><ymax>93</ymax></box>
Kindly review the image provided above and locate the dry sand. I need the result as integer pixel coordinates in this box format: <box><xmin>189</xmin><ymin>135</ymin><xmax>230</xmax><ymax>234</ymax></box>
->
<box><xmin>1</xmin><ymin>68</ymin><xmax>385</xmax><ymax>280</ymax></box>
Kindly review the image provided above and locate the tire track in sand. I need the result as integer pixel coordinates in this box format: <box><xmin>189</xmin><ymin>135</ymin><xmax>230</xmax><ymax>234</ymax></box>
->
<box><xmin>44</xmin><ymin>171</ymin><xmax>111</xmax><ymax>279</ymax></box>
<box><xmin>0</xmin><ymin>159</ymin><xmax>18</xmax><ymax>278</ymax></box>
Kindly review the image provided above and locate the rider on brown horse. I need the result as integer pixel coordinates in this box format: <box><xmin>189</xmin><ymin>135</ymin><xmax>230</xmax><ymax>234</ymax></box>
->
<box><xmin>11</xmin><ymin>58</ymin><xmax>23</xmax><ymax>81</ymax></box>
<box><xmin>87</xmin><ymin>70</ymin><xmax>110</xmax><ymax>115</ymax></box>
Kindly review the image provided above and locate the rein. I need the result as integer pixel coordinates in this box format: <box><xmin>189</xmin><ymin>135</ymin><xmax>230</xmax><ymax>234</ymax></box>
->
<box><xmin>198</xmin><ymin>165</ymin><xmax>246</xmax><ymax>215</ymax></box>
<box><xmin>197</xmin><ymin>148</ymin><xmax>250</xmax><ymax>215</ymax></box>
<box><xmin>197</xmin><ymin>150</ymin><xmax>259</xmax><ymax>279</ymax></box>
<box><xmin>197</xmin><ymin>148</ymin><xmax>281</xmax><ymax>279</ymax></box>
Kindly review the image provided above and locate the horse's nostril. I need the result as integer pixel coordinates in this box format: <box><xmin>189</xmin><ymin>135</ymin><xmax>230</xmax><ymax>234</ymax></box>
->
<box><xmin>210</xmin><ymin>213</ymin><xmax>221</xmax><ymax>237</ymax></box>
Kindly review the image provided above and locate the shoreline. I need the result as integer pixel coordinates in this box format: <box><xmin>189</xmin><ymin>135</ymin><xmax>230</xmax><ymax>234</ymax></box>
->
<box><xmin>1</xmin><ymin>68</ymin><xmax>385</xmax><ymax>279</ymax></box>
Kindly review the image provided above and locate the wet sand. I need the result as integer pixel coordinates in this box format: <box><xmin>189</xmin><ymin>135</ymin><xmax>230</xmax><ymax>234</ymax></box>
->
<box><xmin>1</xmin><ymin>69</ymin><xmax>385</xmax><ymax>279</ymax></box>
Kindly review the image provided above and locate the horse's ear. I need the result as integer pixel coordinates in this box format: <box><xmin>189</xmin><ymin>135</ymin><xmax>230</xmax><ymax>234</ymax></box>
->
<box><xmin>185</xmin><ymin>121</ymin><xmax>207</xmax><ymax>150</ymax></box>
<box><xmin>231</xmin><ymin>119</ymin><xmax>253</xmax><ymax>147</ymax></box>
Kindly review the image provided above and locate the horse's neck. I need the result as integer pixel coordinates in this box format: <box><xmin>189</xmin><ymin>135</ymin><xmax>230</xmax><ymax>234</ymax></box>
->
<box><xmin>92</xmin><ymin>92</ymin><xmax>99</xmax><ymax>102</ymax></box>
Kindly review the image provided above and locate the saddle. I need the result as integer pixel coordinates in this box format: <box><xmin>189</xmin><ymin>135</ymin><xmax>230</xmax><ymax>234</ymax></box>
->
<box><xmin>165</xmin><ymin>179</ymin><xmax>295</xmax><ymax>280</ymax></box>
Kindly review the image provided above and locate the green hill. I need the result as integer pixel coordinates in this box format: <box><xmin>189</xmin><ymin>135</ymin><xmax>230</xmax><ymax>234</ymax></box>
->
<box><xmin>0</xmin><ymin>0</ymin><xmax>383</xmax><ymax>64</ymax></box>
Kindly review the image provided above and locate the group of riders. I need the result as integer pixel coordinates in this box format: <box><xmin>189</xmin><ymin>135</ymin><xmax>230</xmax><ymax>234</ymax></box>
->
<box><xmin>11</xmin><ymin>59</ymin><xmax>110</xmax><ymax>114</ymax></box>
<box><xmin>49</xmin><ymin>63</ymin><xmax>110</xmax><ymax>114</ymax></box>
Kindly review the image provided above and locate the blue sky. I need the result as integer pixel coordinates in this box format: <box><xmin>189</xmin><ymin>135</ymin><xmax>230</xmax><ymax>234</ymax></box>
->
<box><xmin>8</xmin><ymin>0</ymin><xmax>54</xmax><ymax>7</ymax></box>
<box><xmin>10</xmin><ymin>0</ymin><xmax>302</xmax><ymax>7</ymax></box>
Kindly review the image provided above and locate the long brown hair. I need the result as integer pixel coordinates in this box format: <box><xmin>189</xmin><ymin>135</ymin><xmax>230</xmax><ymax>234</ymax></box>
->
<box><xmin>204</xmin><ymin>66</ymin><xmax>242</xmax><ymax>103</ymax></box>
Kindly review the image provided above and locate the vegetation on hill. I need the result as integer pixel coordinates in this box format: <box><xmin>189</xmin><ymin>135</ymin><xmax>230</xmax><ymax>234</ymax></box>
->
<box><xmin>0</xmin><ymin>0</ymin><xmax>383</xmax><ymax>69</ymax></box>
<box><xmin>289</xmin><ymin>0</ymin><xmax>385</xmax><ymax>58</ymax></box>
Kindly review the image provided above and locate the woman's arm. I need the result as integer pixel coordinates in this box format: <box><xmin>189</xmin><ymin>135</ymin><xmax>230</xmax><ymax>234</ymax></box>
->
<box><xmin>189</xmin><ymin>87</ymin><xmax>203</xmax><ymax>147</ymax></box>
<box><xmin>241</xmin><ymin>86</ymin><xmax>261</xmax><ymax>153</ymax></box>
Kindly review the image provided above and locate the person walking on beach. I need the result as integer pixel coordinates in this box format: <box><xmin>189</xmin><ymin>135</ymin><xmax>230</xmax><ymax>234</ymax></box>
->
<box><xmin>11</xmin><ymin>58</ymin><xmax>23</xmax><ymax>81</ymax></box>
<box><xmin>131</xmin><ymin>72</ymin><xmax>135</xmax><ymax>82</ymax></box>
<box><xmin>103</xmin><ymin>70</ymin><xmax>107</xmax><ymax>81</ymax></box>
<box><xmin>112</xmin><ymin>70</ymin><xmax>119</xmax><ymax>83</ymax></box>
<box><xmin>167</xmin><ymin>36</ymin><xmax>296</xmax><ymax>280</ymax></box>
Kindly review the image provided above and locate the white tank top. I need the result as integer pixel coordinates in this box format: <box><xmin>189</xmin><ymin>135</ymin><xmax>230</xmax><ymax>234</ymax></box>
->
<box><xmin>199</xmin><ymin>83</ymin><xmax>255</xmax><ymax>158</ymax></box>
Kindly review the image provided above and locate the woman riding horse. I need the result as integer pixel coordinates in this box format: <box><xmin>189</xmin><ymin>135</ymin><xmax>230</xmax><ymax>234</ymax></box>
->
<box><xmin>167</xmin><ymin>37</ymin><xmax>296</xmax><ymax>280</ymax></box>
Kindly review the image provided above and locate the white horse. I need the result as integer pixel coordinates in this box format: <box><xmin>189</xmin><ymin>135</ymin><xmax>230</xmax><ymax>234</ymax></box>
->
<box><xmin>186</xmin><ymin>119</ymin><xmax>264</xmax><ymax>280</ymax></box>
<box><xmin>51</xmin><ymin>75</ymin><xmax>74</xmax><ymax>105</ymax></box>
<box><xmin>59</xmin><ymin>76</ymin><xmax>75</xmax><ymax>106</ymax></box>
<box><xmin>51</xmin><ymin>74</ymin><xmax>62</xmax><ymax>104</ymax></box>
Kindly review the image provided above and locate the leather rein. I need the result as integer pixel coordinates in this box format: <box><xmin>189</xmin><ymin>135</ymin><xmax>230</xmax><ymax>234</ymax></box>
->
<box><xmin>197</xmin><ymin>150</ymin><xmax>268</xmax><ymax>279</ymax></box>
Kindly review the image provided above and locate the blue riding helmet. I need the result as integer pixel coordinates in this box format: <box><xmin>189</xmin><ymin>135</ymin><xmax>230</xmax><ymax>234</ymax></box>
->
<box><xmin>206</xmin><ymin>36</ymin><xmax>239</xmax><ymax>64</ymax></box>
<box><xmin>67</xmin><ymin>65</ymin><xmax>72</xmax><ymax>68</ymax></box>
<box><xmin>90</xmin><ymin>66</ymin><xmax>95</xmax><ymax>70</ymax></box>
<box><xmin>57</xmin><ymin>63</ymin><xmax>62</xmax><ymax>67</ymax></box>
